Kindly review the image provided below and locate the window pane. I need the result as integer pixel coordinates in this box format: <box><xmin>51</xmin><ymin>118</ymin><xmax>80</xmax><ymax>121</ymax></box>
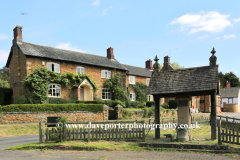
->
<box><xmin>55</xmin><ymin>64</ymin><xmax>60</xmax><ymax>72</ymax></box>
<box><xmin>53</xmin><ymin>85</ymin><xmax>55</xmax><ymax>88</ymax></box>
<box><xmin>105</xmin><ymin>71</ymin><xmax>107</xmax><ymax>78</ymax></box>
<box><xmin>108</xmin><ymin>71</ymin><xmax>111</xmax><ymax>78</ymax></box>
<box><xmin>56</xmin><ymin>85</ymin><xmax>60</xmax><ymax>89</ymax></box>
<box><xmin>81</xmin><ymin>68</ymin><xmax>85</xmax><ymax>74</ymax></box>
<box><xmin>133</xmin><ymin>94</ymin><xmax>135</xmax><ymax>100</ymax></box>
<box><xmin>101</xmin><ymin>70</ymin><xmax>104</xmax><ymax>78</ymax></box>
<box><xmin>52</xmin><ymin>64</ymin><xmax>55</xmax><ymax>71</ymax></box>
<box><xmin>108</xmin><ymin>93</ymin><xmax>111</xmax><ymax>99</ymax></box>
<box><xmin>49</xmin><ymin>84</ymin><xmax>52</xmax><ymax>88</ymax></box>
<box><xmin>53</xmin><ymin>89</ymin><xmax>55</xmax><ymax>96</ymax></box>
<box><xmin>77</xmin><ymin>68</ymin><xmax>80</xmax><ymax>74</ymax></box>
<box><xmin>47</xmin><ymin>63</ymin><xmax>52</xmax><ymax>71</ymax></box>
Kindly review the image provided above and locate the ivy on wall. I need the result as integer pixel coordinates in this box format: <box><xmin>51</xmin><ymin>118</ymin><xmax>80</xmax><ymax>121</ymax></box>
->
<box><xmin>103</xmin><ymin>71</ymin><xmax>129</xmax><ymax>103</ymax></box>
<box><xmin>23</xmin><ymin>67</ymin><xmax>98</xmax><ymax>104</ymax></box>
<box><xmin>129</xmin><ymin>82</ymin><xmax>148</xmax><ymax>102</ymax></box>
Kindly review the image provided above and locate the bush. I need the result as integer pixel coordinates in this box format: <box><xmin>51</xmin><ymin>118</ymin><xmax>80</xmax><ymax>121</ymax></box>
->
<box><xmin>76</xmin><ymin>100</ymin><xmax>126</xmax><ymax>108</ymax></box>
<box><xmin>169</xmin><ymin>99</ymin><xmax>177</xmax><ymax>109</ymax></box>
<box><xmin>161</xmin><ymin>103</ymin><xmax>169</xmax><ymax>109</ymax></box>
<box><xmin>143</xmin><ymin>107</ymin><xmax>155</xmax><ymax>117</ymax></box>
<box><xmin>146</xmin><ymin>101</ymin><xmax>154</xmax><ymax>107</ymax></box>
<box><xmin>1</xmin><ymin>103</ymin><xmax>103</xmax><ymax>112</ymax></box>
<box><xmin>138</xmin><ymin>102</ymin><xmax>146</xmax><ymax>108</ymax></box>
<box><xmin>48</xmin><ymin>98</ymin><xmax>75</xmax><ymax>104</ymax></box>
<box><xmin>128</xmin><ymin>101</ymin><xmax>141</xmax><ymax>108</ymax></box>
<box><xmin>0</xmin><ymin>87</ymin><xmax>13</xmax><ymax>105</ymax></box>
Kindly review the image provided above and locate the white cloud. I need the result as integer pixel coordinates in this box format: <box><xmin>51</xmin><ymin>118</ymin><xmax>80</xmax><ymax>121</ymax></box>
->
<box><xmin>233</xmin><ymin>18</ymin><xmax>240</xmax><ymax>23</ymax></box>
<box><xmin>0</xmin><ymin>34</ymin><xmax>8</xmax><ymax>40</ymax></box>
<box><xmin>196</xmin><ymin>35</ymin><xmax>209</xmax><ymax>40</ymax></box>
<box><xmin>215</xmin><ymin>37</ymin><xmax>221</xmax><ymax>40</ymax></box>
<box><xmin>56</xmin><ymin>43</ymin><xmax>86</xmax><ymax>53</ymax></box>
<box><xmin>223</xmin><ymin>34</ymin><xmax>236</xmax><ymax>39</ymax></box>
<box><xmin>103</xmin><ymin>6</ymin><xmax>113</xmax><ymax>15</ymax></box>
<box><xmin>171</xmin><ymin>11</ymin><xmax>232</xmax><ymax>34</ymax></box>
<box><xmin>0</xmin><ymin>50</ymin><xmax>9</xmax><ymax>63</ymax></box>
<box><xmin>92</xmin><ymin>0</ymin><xmax>100</xmax><ymax>6</ymax></box>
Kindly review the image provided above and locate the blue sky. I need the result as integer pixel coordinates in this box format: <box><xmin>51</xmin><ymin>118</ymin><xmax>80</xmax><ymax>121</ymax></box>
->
<box><xmin>0</xmin><ymin>0</ymin><xmax>240</xmax><ymax>78</ymax></box>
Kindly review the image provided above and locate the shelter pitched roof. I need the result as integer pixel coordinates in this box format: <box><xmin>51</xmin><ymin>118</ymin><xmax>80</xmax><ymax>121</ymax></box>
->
<box><xmin>147</xmin><ymin>65</ymin><xmax>218</xmax><ymax>95</ymax></box>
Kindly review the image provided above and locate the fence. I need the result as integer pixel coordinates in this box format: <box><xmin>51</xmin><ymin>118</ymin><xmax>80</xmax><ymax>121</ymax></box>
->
<box><xmin>39</xmin><ymin>120</ymin><xmax>146</xmax><ymax>143</ymax></box>
<box><xmin>217</xmin><ymin>115</ymin><xmax>240</xmax><ymax>123</ymax></box>
<box><xmin>217</xmin><ymin>119</ymin><xmax>240</xmax><ymax>145</ymax></box>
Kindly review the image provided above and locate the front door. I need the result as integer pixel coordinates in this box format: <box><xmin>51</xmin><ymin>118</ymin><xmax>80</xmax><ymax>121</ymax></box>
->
<box><xmin>80</xmin><ymin>87</ymin><xmax>84</xmax><ymax>100</ymax></box>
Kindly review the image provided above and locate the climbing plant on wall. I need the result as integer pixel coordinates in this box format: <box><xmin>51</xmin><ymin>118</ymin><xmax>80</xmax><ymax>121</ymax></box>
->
<box><xmin>23</xmin><ymin>67</ymin><xmax>98</xmax><ymax>104</ymax></box>
<box><xmin>103</xmin><ymin>71</ymin><xmax>129</xmax><ymax>103</ymax></box>
<box><xmin>129</xmin><ymin>82</ymin><xmax>148</xmax><ymax>102</ymax></box>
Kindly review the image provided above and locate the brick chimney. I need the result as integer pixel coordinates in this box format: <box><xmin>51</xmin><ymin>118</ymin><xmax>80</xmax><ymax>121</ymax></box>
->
<box><xmin>146</xmin><ymin>59</ymin><xmax>153</xmax><ymax>70</ymax></box>
<box><xmin>107</xmin><ymin>47</ymin><xmax>115</xmax><ymax>59</ymax></box>
<box><xmin>162</xmin><ymin>56</ymin><xmax>170</xmax><ymax>71</ymax></box>
<box><xmin>13</xmin><ymin>25</ymin><xmax>22</xmax><ymax>45</ymax></box>
<box><xmin>226</xmin><ymin>81</ymin><xmax>230</xmax><ymax>88</ymax></box>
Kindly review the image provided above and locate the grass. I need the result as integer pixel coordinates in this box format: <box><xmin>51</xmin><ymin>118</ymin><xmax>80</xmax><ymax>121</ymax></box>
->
<box><xmin>0</xmin><ymin>123</ymin><xmax>39</xmax><ymax>138</ymax></box>
<box><xmin>5</xmin><ymin>141</ymin><xmax>145</xmax><ymax>151</ymax></box>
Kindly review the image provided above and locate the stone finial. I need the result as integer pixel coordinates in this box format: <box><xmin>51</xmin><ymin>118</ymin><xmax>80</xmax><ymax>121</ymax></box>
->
<box><xmin>209</xmin><ymin>47</ymin><xmax>217</xmax><ymax>66</ymax></box>
<box><xmin>153</xmin><ymin>55</ymin><xmax>160</xmax><ymax>75</ymax></box>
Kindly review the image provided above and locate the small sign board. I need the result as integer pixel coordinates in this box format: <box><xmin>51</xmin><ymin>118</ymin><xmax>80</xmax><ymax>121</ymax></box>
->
<box><xmin>178</xmin><ymin>101</ymin><xmax>188</xmax><ymax>107</ymax></box>
<box><xmin>47</xmin><ymin>117</ymin><xmax>59</xmax><ymax>127</ymax></box>
<box><xmin>200</xmin><ymin>100</ymin><xmax>205</xmax><ymax>103</ymax></box>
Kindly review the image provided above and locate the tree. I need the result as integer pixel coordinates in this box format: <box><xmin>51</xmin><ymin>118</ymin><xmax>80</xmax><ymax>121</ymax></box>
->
<box><xmin>0</xmin><ymin>67</ymin><xmax>10</xmax><ymax>88</ymax></box>
<box><xmin>218</xmin><ymin>71</ymin><xmax>240</xmax><ymax>88</ymax></box>
<box><xmin>158</xmin><ymin>62</ymin><xmax>184</xmax><ymax>70</ymax></box>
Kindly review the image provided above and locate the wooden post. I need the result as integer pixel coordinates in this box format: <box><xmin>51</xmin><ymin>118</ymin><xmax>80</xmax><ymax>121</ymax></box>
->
<box><xmin>233</xmin><ymin>129</ymin><xmax>235</xmax><ymax>144</ymax></box>
<box><xmin>87</xmin><ymin>122</ymin><xmax>90</xmax><ymax>142</ymax></box>
<box><xmin>80</xmin><ymin>128</ymin><xmax>82</xmax><ymax>140</ymax></box>
<box><xmin>56</xmin><ymin>128</ymin><xmax>59</xmax><ymax>142</ymax></box>
<box><xmin>229</xmin><ymin>130</ymin><xmax>232</xmax><ymax>143</ymax></box>
<box><xmin>46</xmin><ymin>128</ymin><xmax>49</xmax><ymax>142</ymax></box>
<box><xmin>63</xmin><ymin>122</ymin><xmax>67</xmax><ymax>141</ymax></box>
<box><xmin>153</xmin><ymin>95</ymin><xmax>160</xmax><ymax>139</ymax></box>
<box><xmin>39</xmin><ymin>121</ymin><xmax>42</xmax><ymax>143</ymax></box>
<box><xmin>142</xmin><ymin>120</ymin><xmax>145</xmax><ymax>142</ymax></box>
<box><xmin>211</xmin><ymin>90</ymin><xmax>217</xmax><ymax>140</ymax></box>
<box><xmin>226</xmin><ymin>116</ymin><xmax>228</xmax><ymax>123</ymax></box>
<box><xmin>217</xmin><ymin>120</ymin><xmax>222</xmax><ymax>145</ymax></box>
<box><xmin>237</xmin><ymin>131</ymin><xmax>239</xmax><ymax>145</ymax></box>
<box><xmin>226</xmin><ymin>128</ymin><xmax>228</xmax><ymax>143</ymax></box>
<box><xmin>52</xmin><ymin>128</ymin><xmax>55</xmax><ymax>141</ymax></box>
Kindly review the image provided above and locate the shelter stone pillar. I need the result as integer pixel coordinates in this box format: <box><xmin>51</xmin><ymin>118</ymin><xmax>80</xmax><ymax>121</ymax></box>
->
<box><xmin>91</xmin><ymin>89</ymin><xmax>93</xmax><ymax>101</ymax></box>
<box><xmin>175</xmin><ymin>97</ymin><xmax>192</xmax><ymax>141</ymax></box>
<box><xmin>77</xmin><ymin>88</ymin><xmax>81</xmax><ymax>100</ymax></box>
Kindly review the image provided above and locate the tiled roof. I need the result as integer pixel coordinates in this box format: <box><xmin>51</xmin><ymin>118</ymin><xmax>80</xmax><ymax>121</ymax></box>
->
<box><xmin>147</xmin><ymin>65</ymin><xmax>218</xmax><ymax>95</ymax></box>
<box><xmin>220</xmin><ymin>87</ymin><xmax>240</xmax><ymax>98</ymax></box>
<box><xmin>122</xmin><ymin>64</ymin><xmax>152</xmax><ymax>78</ymax></box>
<box><xmin>17</xmin><ymin>42</ymin><xmax>128</xmax><ymax>71</ymax></box>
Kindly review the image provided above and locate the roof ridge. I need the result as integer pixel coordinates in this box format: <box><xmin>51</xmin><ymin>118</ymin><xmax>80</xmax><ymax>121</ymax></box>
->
<box><xmin>20</xmin><ymin>42</ymin><xmax>113</xmax><ymax>59</ymax></box>
<box><xmin>122</xmin><ymin>63</ymin><xmax>149</xmax><ymax>69</ymax></box>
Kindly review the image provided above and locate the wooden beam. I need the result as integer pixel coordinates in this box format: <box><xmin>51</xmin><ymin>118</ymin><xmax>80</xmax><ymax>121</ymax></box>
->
<box><xmin>153</xmin><ymin>95</ymin><xmax>161</xmax><ymax>139</ymax></box>
<box><xmin>211</xmin><ymin>90</ymin><xmax>217</xmax><ymax>140</ymax></box>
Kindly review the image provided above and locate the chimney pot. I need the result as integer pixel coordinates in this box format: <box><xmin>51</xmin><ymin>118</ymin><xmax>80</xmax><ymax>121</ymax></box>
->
<box><xmin>107</xmin><ymin>47</ymin><xmax>114</xmax><ymax>59</ymax></box>
<box><xmin>146</xmin><ymin>59</ymin><xmax>153</xmax><ymax>70</ymax></box>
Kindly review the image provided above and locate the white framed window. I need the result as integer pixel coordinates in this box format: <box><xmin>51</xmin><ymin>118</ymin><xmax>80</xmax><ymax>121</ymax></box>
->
<box><xmin>102</xmin><ymin>88</ymin><xmax>111</xmax><ymax>100</ymax></box>
<box><xmin>101</xmin><ymin>70</ymin><xmax>111</xmax><ymax>79</ymax></box>
<box><xmin>130</xmin><ymin>93</ymin><xmax>135</xmax><ymax>101</ymax></box>
<box><xmin>48</xmin><ymin>84</ymin><xmax>61</xmax><ymax>97</ymax></box>
<box><xmin>129</xmin><ymin>76</ymin><xmax>135</xmax><ymax>84</ymax></box>
<box><xmin>77</xmin><ymin>67</ymin><xmax>85</xmax><ymax>74</ymax></box>
<box><xmin>47</xmin><ymin>62</ymin><xmax>60</xmax><ymax>73</ymax></box>
<box><xmin>228</xmin><ymin>98</ymin><xmax>233</xmax><ymax>104</ymax></box>
<box><xmin>146</xmin><ymin>78</ymin><xmax>150</xmax><ymax>86</ymax></box>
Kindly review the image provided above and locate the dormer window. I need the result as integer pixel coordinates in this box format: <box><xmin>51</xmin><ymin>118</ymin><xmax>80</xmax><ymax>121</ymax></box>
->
<box><xmin>47</xmin><ymin>62</ymin><xmax>60</xmax><ymax>73</ymax></box>
<box><xmin>77</xmin><ymin>67</ymin><xmax>85</xmax><ymax>74</ymax></box>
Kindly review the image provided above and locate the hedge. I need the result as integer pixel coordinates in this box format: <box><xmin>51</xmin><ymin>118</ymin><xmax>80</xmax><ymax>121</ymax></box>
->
<box><xmin>146</xmin><ymin>101</ymin><xmax>154</xmax><ymax>107</ymax></box>
<box><xmin>0</xmin><ymin>88</ymin><xmax>12</xmax><ymax>105</ymax></box>
<box><xmin>169</xmin><ymin>99</ymin><xmax>178</xmax><ymax>109</ymax></box>
<box><xmin>1</xmin><ymin>104</ymin><xmax>103</xmax><ymax>112</ymax></box>
<box><xmin>48</xmin><ymin>98</ymin><xmax>75</xmax><ymax>104</ymax></box>
<box><xmin>76</xmin><ymin>100</ymin><xmax>126</xmax><ymax>108</ymax></box>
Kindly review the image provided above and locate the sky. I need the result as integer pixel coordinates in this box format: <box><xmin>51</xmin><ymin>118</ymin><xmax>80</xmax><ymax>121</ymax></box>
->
<box><xmin>0</xmin><ymin>0</ymin><xmax>240</xmax><ymax>78</ymax></box>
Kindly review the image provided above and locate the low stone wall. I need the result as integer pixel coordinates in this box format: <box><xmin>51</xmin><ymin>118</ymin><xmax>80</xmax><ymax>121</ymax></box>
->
<box><xmin>0</xmin><ymin>109</ymin><xmax>108</xmax><ymax>124</ymax></box>
<box><xmin>223</xmin><ymin>103</ymin><xmax>238</xmax><ymax>113</ymax></box>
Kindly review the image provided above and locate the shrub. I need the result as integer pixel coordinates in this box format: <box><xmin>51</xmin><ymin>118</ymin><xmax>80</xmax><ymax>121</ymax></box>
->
<box><xmin>128</xmin><ymin>101</ymin><xmax>141</xmax><ymax>108</ymax></box>
<box><xmin>146</xmin><ymin>101</ymin><xmax>154</xmax><ymax>107</ymax></box>
<box><xmin>16</xmin><ymin>95</ymin><xmax>29</xmax><ymax>104</ymax></box>
<box><xmin>56</xmin><ymin>115</ymin><xmax>68</xmax><ymax>123</ymax></box>
<box><xmin>48</xmin><ymin>98</ymin><xmax>75</xmax><ymax>104</ymax></box>
<box><xmin>161</xmin><ymin>103</ymin><xmax>169</xmax><ymax>109</ymax></box>
<box><xmin>1</xmin><ymin>104</ymin><xmax>103</xmax><ymax>112</ymax></box>
<box><xmin>169</xmin><ymin>99</ymin><xmax>177</xmax><ymax>109</ymax></box>
<box><xmin>138</xmin><ymin>102</ymin><xmax>146</xmax><ymax>108</ymax></box>
<box><xmin>76</xmin><ymin>100</ymin><xmax>126</xmax><ymax>108</ymax></box>
<box><xmin>143</xmin><ymin>107</ymin><xmax>154</xmax><ymax>117</ymax></box>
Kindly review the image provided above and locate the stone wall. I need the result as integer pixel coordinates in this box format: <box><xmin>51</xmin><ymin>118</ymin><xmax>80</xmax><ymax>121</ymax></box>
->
<box><xmin>0</xmin><ymin>109</ymin><xmax>108</xmax><ymax>124</ymax></box>
<box><xmin>223</xmin><ymin>102</ymin><xmax>238</xmax><ymax>113</ymax></box>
